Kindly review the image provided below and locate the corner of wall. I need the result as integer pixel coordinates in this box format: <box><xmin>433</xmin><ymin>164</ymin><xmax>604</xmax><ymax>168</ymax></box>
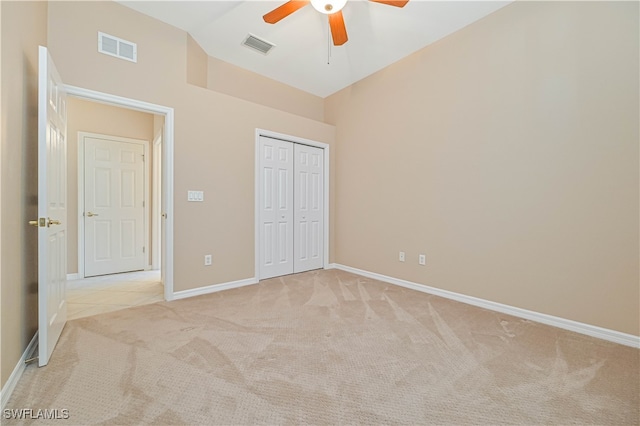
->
<box><xmin>186</xmin><ymin>34</ymin><xmax>208</xmax><ymax>89</ymax></box>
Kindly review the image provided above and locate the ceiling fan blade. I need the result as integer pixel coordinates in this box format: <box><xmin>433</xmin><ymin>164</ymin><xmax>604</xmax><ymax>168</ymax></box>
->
<box><xmin>263</xmin><ymin>1</ymin><xmax>310</xmax><ymax>24</ymax></box>
<box><xmin>328</xmin><ymin>11</ymin><xmax>348</xmax><ymax>46</ymax></box>
<box><xmin>368</xmin><ymin>0</ymin><xmax>409</xmax><ymax>7</ymax></box>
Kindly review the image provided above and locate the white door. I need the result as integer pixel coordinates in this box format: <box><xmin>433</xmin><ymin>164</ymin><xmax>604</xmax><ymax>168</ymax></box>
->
<box><xmin>84</xmin><ymin>137</ymin><xmax>146</xmax><ymax>277</ymax></box>
<box><xmin>294</xmin><ymin>144</ymin><xmax>324</xmax><ymax>273</ymax></box>
<box><xmin>37</xmin><ymin>46</ymin><xmax>67</xmax><ymax>367</ymax></box>
<box><xmin>259</xmin><ymin>137</ymin><xmax>294</xmax><ymax>279</ymax></box>
<box><xmin>259</xmin><ymin>137</ymin><xmax>324</xmax><ymax>279</ymax></box>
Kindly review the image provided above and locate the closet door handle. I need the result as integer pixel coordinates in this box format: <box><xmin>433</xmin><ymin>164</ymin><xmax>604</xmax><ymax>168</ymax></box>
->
<box><xmin>86</xmin><ymin>212</ymin><xmax>99</xmax><ymax>217</ymax></box>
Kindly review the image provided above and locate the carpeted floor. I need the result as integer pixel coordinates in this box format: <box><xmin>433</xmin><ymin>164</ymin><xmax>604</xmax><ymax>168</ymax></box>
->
<box><xmin>5</xmin><ymin>269</ymin><xmax>639</xmax><ymax>425</ymax></box>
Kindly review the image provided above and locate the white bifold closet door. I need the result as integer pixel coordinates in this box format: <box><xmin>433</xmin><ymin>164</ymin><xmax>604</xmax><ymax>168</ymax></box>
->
<box><xmin>259</xmin><ymin>136</ymin><xmax>323</xmax><ymax>280</ymax></box>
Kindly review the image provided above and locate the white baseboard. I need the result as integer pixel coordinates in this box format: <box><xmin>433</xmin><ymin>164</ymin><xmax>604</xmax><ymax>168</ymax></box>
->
<box><xmin>332</xmin><ymin>264</ymin><xmax>640</xmax><ymax>348</ymax></box>
<box><xmin>1</xmin><ymin>332</ymin><xmax>38</xmax><ymax>410</ymax></box>
<box><xmin>66</xmin><ymin>273</ymin><xmax>79</xmax><ymax>281</ymax></box>
<box><xmin>171</xmin><ymin>277</ymin><xmax>258</xmax><ymax>301</ymax></box>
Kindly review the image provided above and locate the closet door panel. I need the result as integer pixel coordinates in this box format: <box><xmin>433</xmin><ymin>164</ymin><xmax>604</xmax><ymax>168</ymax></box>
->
<box><xmin>259</xmin><ymin>137</ymin><xmax>294</xmax><ymax>279</ymax></box>
<box><xmin>294</xmin><ymin>143</ymin><xmax>324</xmax><ymax>273</ymax></box>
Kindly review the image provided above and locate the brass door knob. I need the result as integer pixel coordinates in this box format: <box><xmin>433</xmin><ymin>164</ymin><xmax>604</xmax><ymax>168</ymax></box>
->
<box><xmin>86</xmin><ymin>212</ymin><xmax>99</xmax><ymax>217</ymax></box>
<box><xmin>47</xmin><ymin>218</ymin><xmax>61</xmax><ymax>227</ymax></box>
<box><xmin>29</xmin><ymin>218</ymin><xmax>46</xmax><ymax>227</ymax></box>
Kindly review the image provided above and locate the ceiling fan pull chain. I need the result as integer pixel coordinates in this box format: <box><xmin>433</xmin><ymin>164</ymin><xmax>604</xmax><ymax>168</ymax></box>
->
<box><xmin>327</xmin><ymin>20</ymin><xmax>332</xmax><ymax>64</ymax></box>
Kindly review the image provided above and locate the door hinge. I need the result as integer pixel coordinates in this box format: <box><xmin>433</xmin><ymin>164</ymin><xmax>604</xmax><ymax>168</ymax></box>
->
<box><xmin>142</xmin><ymin>154</ymin><xmax>145</xmax><ymax>161</ymax></box>
<box><xmin>143</xmin><ymin>246</ymin><xmax>145</xmax><ymax>253</ymax></box>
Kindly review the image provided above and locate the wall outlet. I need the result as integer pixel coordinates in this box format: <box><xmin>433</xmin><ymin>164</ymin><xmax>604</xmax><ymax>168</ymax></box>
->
<box><xmin>204</xmin><ymin>255</ymin><xmax>212</xmax><ymax>266</ymax></box>
<box><xmin>399</xmin><ymin>251</ymin><xmax>405</xmax><ymax>262</ymax></box>
<box><xmin>419</xmin><ymin>254</ymin><xmax>426</xmax><ymax>265</ymax></box>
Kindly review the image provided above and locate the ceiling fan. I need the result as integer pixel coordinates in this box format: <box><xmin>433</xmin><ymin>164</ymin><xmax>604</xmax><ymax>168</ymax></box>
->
<box><xmin>263</xmin><ymin>0</ymin><xmax>409</xmax><ymax>46</ymax></box>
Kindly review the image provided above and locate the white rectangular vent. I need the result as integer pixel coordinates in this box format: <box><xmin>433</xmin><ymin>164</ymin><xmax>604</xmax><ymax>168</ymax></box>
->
<box><xmin>242</xmin><ymin>34</ymin><xmax>275</xmax><ymax>55</ymax></box>
<box><xmin>98</xmin><ymin>32</ymin><xmax>137</xmax><ymax>63</ymax></box>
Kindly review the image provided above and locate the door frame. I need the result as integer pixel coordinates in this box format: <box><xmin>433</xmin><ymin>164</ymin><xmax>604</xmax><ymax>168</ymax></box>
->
<box><xmin>77</xmin><ymin>132</ymin><xmax>151</xmax><ymax>278</ymax></box>
<box><xmin>151</xmin><ymin>130</ymin><xmax>162</xmax><ymax>270</ymax></box>
<box><xmin>254</xmin><ymin>128</ymin><xmax>330</xmax><ymax>280</ymax></box>
<box><xmin>66</xmin><ymin>85</ymin><xmax>175</xmax><ymax>301</ymax></box>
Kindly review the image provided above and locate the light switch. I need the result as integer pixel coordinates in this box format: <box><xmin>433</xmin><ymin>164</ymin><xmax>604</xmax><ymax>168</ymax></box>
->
<box><xmin>187</xmin><ymin>190</ymin><xmax>204</xmax><ymax>202</ymax></box>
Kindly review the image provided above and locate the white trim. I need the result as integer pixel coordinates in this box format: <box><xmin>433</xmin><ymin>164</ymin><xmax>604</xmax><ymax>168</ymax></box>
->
<box><xmin>66</xmin><ymin>273</ymin><xmax>79</xmax><ymax>281</ymax></box>
<box><xmin>151</xmin><ymin>131</ymin><xmax>162</xmax><ymax>270</ymax></box>
<box><xmin>254</xmin><ymin>128</ymin><xmax>330</xmax><ymax>280</ymax></box>
<box><xmin>1</xmin><ymin>332</ymin><xmax>38</xmax><ymax>410</ymax></box>
<box><xmin>172</xmin><ymin>277</ymin><xmax>258</xmax><ymax>300</ymax></box>
<box><xmin>65</xmin><ymin>84</ymin><xmax>174</xmax><ymax>302</ymax></box>
<box><xmin>77</xmin><ymin>132</ymin><xmax>151</xmax><ymax>278</ymax></box>
<box><xmin>332</xmin><ymin>264</ymin><xmax>640</xmax><ymax>348</ymax></box>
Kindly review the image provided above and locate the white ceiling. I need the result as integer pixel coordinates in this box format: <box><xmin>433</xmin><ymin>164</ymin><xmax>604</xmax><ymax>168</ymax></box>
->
<box><xmin>118</xmin><ymin>1</ymin><xmax>513</xmax><ymax>98</ymax></box>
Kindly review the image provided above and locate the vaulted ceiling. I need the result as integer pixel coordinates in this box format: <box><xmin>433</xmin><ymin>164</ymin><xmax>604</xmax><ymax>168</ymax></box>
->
<box><xmin>118</xmin><ymin>1</ymin><xmax>512</xmax><ymax>97</ymax></box>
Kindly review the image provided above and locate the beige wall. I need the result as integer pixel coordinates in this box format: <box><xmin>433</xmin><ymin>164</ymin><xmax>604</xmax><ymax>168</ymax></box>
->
<box><xmin>47</xmin><ymin>1</ymin><xmax>335</xmax><ymax>292</ymax></box>
<box><xmin>0</xmin><ymin>0</ymin><xmax>3</xmax><ymax>389</ymax></box>
<box><xmin>66</xmin><ymin>97</ymin><xmax>155</xmax><ymax>274</ymax></box>
<box><xmin>326</xmin><ymin>1</ymin><xmax>639</xmax><ymax>335</ymax></box>
<box><xmin>0</xmin><ymin>0</ymin><xmax>3</xmax><ymax>390</ymax></box>
<box><xmin>1</xmin><ymin>1</ymin><xmax>47</xmax><ymax>388</ymax></box>
<box><xmin>186</xmin><ymin>34</ymin><xmax>207</xmax><ymax>89</ymax></box>
<box><xmin>207</xmin><ymin>57</ymin><xmax>324</xmax><ymax>122</ymax></box>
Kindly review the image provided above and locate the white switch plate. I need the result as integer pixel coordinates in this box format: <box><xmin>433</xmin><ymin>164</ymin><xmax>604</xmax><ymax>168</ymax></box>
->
<box><xmin>419</xmin><ymin>254</ymin><xmax>426</xmax><ymax>265</ymax></box>
<box><xmin>188</xmin><ymin>190</ymin><xmax>204</xmax><ymax>202</ymax></box>
<box><xmin>204</xmin><ymin>254</ymin><xmax>212</xmax><ymax>266</ymax></box>
<box><xmin>399</xmin><ymin>251</ymin><xmax>405</xmax><ymax>262</ymax></box>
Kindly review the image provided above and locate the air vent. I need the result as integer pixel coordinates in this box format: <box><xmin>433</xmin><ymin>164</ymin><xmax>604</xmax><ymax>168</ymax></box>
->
<box><xmin>242</xmin><ymin>34</ymin><xmax>275</xmax><ymax>55</ymax></box>
<box><xmin>98</xmin><ymin>32</ymin><xmax>137</xmax><ymax>63</ymax></box>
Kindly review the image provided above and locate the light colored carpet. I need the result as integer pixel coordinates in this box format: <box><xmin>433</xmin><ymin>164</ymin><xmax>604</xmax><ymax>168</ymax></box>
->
<box><xmin>6</xmin><ymin>269</ymin><xmax>639</xmax><ymax>425</ymax></box>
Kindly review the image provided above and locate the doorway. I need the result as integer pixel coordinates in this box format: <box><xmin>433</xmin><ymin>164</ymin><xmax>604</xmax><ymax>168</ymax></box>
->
<box><xmin>65</xmin><ymin>85</ymin><xmax>175</xmax><ymax>302</ymax></box>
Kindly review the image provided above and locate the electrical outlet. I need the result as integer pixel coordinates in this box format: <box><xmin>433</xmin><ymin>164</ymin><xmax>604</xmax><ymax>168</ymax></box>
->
<box><xmin>399</xmin><ymin>251</ymin><xmax>405</xmax><ymax>262</ymax></box>
<box><xmin>419</xmin><ymin>254</ymin><xmax>426</xmax><ymax>265</ymax></box>
<box><xmin>204</xmin><ymin>255</ymin><xmax>212</xmax><ymax>266</ymax></box>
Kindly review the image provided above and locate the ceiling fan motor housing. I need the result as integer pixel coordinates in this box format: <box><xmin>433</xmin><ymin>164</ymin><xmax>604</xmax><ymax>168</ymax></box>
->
<box><xmin>310</xmin><ymin>0</ymin><xmax>348</xmax><ymax>14</ymax></box>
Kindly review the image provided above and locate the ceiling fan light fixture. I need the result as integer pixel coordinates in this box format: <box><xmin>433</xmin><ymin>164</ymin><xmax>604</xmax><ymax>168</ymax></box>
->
<box><xmin>310</xmin><ymin>0</ymin><xmax>347</xmax><ymax>14</ymax></box>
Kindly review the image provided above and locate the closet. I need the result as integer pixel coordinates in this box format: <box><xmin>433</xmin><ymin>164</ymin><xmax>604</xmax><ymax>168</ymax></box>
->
<box><xmin>258</xmin><ymin>136</ymin><xmax>324</xmax><ymax>279</ymax></box>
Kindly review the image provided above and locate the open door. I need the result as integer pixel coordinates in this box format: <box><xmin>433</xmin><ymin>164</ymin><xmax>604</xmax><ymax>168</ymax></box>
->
<box><xmin>35</xmin><ymin>46</ymin><xmax>68</xmax><ymax>366</ymax></box>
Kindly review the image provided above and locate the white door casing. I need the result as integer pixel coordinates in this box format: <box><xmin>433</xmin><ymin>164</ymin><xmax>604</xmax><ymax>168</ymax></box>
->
<box><xmin>152</xmin><ymin>132</ymin><xmax>162</xmax><ymax>270</ymax></box>
<box><xmin>37</xmin><ymin>46</ymin><xmax>68</xmax><ymax>367</ymax></box>
<box><xmin>294</xmin><ymin>143</ymin><xmax>324</xmax><ymax>273</ymax></box>
<box><xmin>258</xmin><ymin>134</ymin><xmax>326</xmax><ymax>280</ymax></box>
<box><xmin>83</xmin><ymin>136</ymin><xmax>146</xmax><ymax>277</ymax></box>
<box><xmin>259</xmin><ymin>137</ymin><xmax>294</xmax><ymax>279</ymax></box>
